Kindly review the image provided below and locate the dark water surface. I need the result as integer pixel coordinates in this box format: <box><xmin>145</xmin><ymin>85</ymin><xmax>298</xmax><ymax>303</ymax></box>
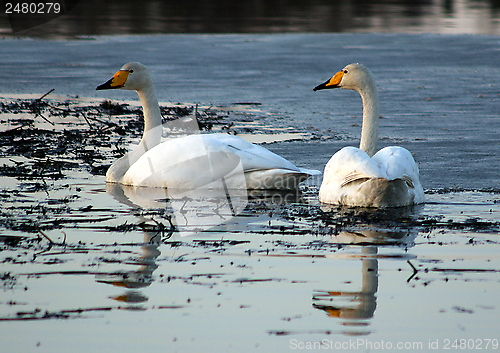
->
<box><xmin>1</xmin><ymin>0</ymin><xmax>500</xmax><ymax>37</ymax></box>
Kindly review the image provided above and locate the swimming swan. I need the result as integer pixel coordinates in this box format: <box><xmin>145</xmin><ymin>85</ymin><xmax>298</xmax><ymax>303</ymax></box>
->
<box><xmin>97</xmin><ymin>62</ymin><xmax>319</xmax><ymax>190</ymax></box>
<box><xmin>313</xmin><ymin>63</ymin><xmax>424</xmax><ymax>207</ymax></box>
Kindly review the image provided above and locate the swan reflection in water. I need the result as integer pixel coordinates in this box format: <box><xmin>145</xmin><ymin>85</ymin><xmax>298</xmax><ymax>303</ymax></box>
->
<box><xmin>106</xmin><ymin>182</ymin><xmax>305</xmax><ymax>236</ymax></box>
<box><xmin>312</xmin><ymin>206</ymin><xmax>422</xmax><ymax>335</ymax></box>
<box><xmin>98</xmin><ymin>181</ymin><xmax>306</xmax><ymax>303</ymax></box>
<box><xmin>95</xmin><ymin>227</ymin><xmax>160</xmax><ymax>304</ymax></box>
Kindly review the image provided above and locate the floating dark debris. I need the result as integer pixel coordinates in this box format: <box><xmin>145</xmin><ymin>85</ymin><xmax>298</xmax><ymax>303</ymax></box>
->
<box><xmin>0</xmin><ymin>96</ymin><xmax>231</xmax><ymax>180</ymax></box>
<box><xmin>0</xmin><ymin>96</ymin><xmax>499</xmax><ymax>285</ymax></box>
<box><xmin>0</xmin><ymin>303</ymin><xmax>188</xmax><ymax>321</ymax></box>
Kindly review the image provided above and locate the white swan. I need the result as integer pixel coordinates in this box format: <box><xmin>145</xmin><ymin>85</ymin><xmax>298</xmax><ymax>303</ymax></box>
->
<box><xmin>313</xmin><ymin>63</ymin><xmax>424</xmax><ymax>207</ymax></box>
<box><xmin>96</xmin><ymin>62</ymin><xmax>319</xmax><ymax>190</ymax></box>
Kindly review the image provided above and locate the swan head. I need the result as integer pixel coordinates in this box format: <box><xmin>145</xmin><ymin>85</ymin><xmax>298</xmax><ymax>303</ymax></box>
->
<box><xmin>313</xmin><ymin>63</ymin><xmax>375</xmax><ymax>93</ymax></box>
<box><xmin>96</xmin><ymin>62</ymin><xmax>152</xmax><ymax>91</ymax></box>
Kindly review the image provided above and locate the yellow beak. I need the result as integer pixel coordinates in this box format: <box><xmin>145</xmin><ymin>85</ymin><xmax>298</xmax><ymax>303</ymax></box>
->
<box><xmin>313</xmin><ymin>70</ymin><xmax>344</xmax><ymax>91</ymax></box>
<box><xmin>96</xmin><ymin>70</ymin><xmax>130</xmax><ymax>90</ymax></box>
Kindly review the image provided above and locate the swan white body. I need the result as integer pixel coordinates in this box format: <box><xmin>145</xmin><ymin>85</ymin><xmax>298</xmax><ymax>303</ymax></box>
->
<box><xmin>97</xmin><ymin>62</ymin><xmax>319</xmax><ymax>190</ymax></box>
<box><xmin>314</xmin><ymin>63</ymin><xmax>424</xmax><ymax>207</ymax></box>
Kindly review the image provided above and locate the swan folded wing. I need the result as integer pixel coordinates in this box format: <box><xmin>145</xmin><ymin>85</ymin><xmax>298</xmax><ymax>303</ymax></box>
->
<box><xmin>372</xmin><ymin>146</ymin><xmax>420</xmax><ymax>182</ymax></box>
<box><xmin>243</xmin><ymin>168</ymin><xmax>313</xmax><ymax>189</ymax></box>
<box><xmin>325</xmin><ymin>147</ymin><xmax>418</xmax><ymax>189</ymax></box>
<box><xmin>323</xmin><ymin>147</ymin><xmax>386</xmax><ymax>185</ymax></box>
<box><xmin>121</xmin><ymin>134</ymin><xmax>244</xmax><ymax>188</ymax></box>
<box><xmin>120</xmin><ymin>133</ymin><xmax>319</xmax><ymax>189</ymax></box>
<box><xmin>223</xmin><ymin>136</ymin><xmax>321</xmax><ymax>189</ymax></box>
<box><xmin>220</xmin><ymin>134</ymin><xmax>319</xmax><ymax>175</ymax></box>
<box><xmin>372</xmin><ymin>146</ymin><xmax>425</xmax><ymax>204</ymax></box>
<box><xmin>123</xmin><ymin>150</ymin><xmax>243</xmax><ymax>189</ymax></box>
<box><xmin>206</xmin><ymin>134</ymin><xmax>321</xmax><ymax>189</ymax></box>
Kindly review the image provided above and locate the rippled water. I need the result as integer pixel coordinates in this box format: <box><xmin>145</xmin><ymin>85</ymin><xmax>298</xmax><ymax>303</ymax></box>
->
<box><xmin>0</xmin><ymin>31</ymin><xmax>499</xmax><ymax>352</ymax></box>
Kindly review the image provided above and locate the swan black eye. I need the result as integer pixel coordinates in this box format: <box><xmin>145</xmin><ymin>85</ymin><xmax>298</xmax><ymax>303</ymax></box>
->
<box><xmin>129</xmin><ymin>70</ymin><xmax>134</xmax><ymax>73</ymax></box>
<box><xmin>343</xmin><ymin>69</ymin><xmax>348</xmax><ymax>74</ymax></box>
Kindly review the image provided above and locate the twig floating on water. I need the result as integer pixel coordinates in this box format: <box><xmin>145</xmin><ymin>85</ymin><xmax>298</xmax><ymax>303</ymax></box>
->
<box><xmin>36</xmin><ymin>88</ymin><xmax>55</xmax><ymax>102</ymax></box>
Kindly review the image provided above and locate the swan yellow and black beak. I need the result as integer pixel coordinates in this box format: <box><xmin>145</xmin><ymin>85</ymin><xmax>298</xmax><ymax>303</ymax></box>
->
<box><xmin>313</xmin><ymin>70</ymin><xmax>344</xmax><ymax>91</ymax></box>
<box><xmin>96</xmin><ymin>69</ymin><xmax>131</xmax><ymax>90</ymax></box>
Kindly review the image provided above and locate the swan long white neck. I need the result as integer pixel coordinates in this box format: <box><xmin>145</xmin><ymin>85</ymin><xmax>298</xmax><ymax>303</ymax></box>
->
<box><xmin>106</xmin><ymin>78</ymin><xmax>162</xmax><ymax>183</ymax></box>
<box><xmin>137</xmin><ymin>84</ymin><xmax>162</xmax><ymax>151</ymax></box>
<box><xmin>357</xmin><ymin>79</ymin><xmax>379</xmax><ymax>157</ymax></box>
